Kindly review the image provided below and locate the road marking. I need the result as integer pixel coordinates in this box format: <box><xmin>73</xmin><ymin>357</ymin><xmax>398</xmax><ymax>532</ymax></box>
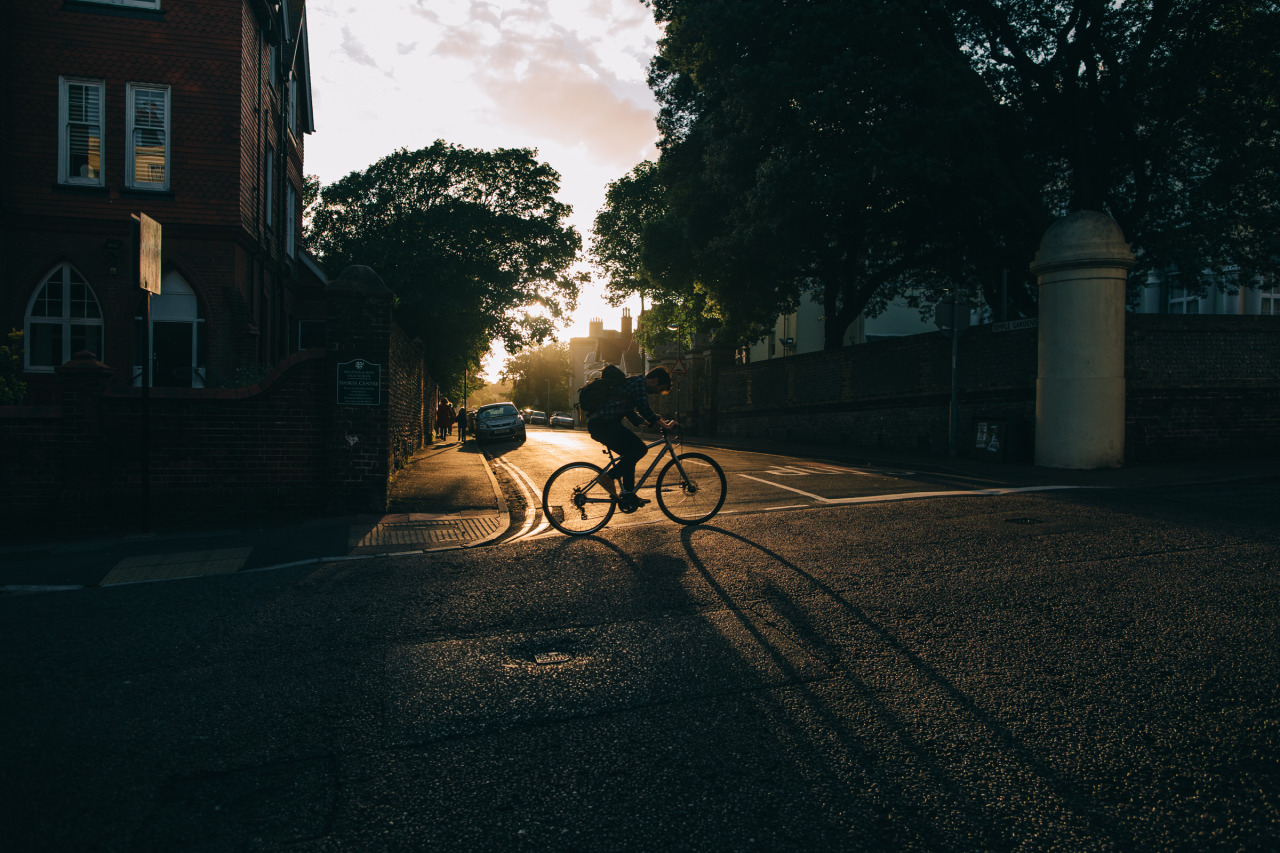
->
<box><xmin>490</xmin><ymin>455</ymin><xmax>551</xmax><ymax>538</ymax></box>
<box><xmin>738</xmin><ymin>474</ymin><xmax>834</xmax><ymax>501</ymax></box>
<box><xmin>101</xmin><ymin>547</ymin><xmax>252</xmax><ymax>585</ymax></box>
<box><xmin>738</xmin><ymin>473</ymin><xmax>1091</xmax><ymax>505</ymax></box>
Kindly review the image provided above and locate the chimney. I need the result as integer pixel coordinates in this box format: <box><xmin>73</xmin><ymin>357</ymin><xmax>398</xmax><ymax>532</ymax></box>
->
<box><xmin>621</xmin><ymin>307</ymin><xmax>632</xmax><ymax>337</ymax></box>
<box><xmin>589</xmin><ymin>317</ymin><xmax>604</xmax><ymax>337</ymax></box>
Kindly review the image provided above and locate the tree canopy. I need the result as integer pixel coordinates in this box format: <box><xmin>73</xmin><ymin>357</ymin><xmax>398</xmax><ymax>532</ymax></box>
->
<box><xmin>500</xmin><ymin>341</ymin><xmax>573</xmax><ymax>412</ymax></box>
<box><xmin>307</xmin><ymin>141</ymin><xmax>582</xmax><ymax>382</ymax></box>
<box><xmin>627</xmin><ymin>0</ymin><xmax>1280</xmax><ymax>348</ymax></box>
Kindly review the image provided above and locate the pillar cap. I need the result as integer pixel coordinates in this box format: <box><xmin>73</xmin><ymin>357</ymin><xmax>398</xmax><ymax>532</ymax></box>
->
<box><xmin>1030</xmin><ymin>210</ymin><xmax>1135</xmax><ymax>276</ymax></box>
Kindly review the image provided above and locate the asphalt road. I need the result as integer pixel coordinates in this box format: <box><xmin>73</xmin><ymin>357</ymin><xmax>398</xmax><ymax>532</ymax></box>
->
<box><xmin>2</xmin><ymin>454</ymin><xmax>1277</xmax><ymax>851</ymax></box>
<box><xmin>486</xmin><ymin>427</ymin><xmax>1063</xmax><ymax>542</ymax></box>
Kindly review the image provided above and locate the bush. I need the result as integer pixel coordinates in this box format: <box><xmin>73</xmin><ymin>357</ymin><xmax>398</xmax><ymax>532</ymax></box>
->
<box><xmin>0</xmin><ymin>330</ymin><xmax>26</xmax><ymax>405</ymax></box>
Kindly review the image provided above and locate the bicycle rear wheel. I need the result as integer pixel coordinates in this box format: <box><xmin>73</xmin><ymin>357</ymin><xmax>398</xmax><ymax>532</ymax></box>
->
<box><xmin>655</xmin><ymin>452</ymin><xmax>727</xmax><ymax>525</ymax></box>
<box><xmin>542</xmin><ymin>462</ymin><xmax>617</xmax><ymax>536</ymax></box>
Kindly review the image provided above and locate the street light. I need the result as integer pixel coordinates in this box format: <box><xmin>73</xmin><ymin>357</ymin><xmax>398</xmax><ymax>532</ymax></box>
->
<box><xmin>667</xmin><ymin>323</ymin><xmax>683</xmax><ymax>421</ymax></box>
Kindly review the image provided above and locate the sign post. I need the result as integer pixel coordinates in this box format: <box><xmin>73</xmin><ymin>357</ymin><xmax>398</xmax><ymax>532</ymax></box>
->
<box><xmin>133</xmin><ymin>213</ymin><xmax>161</xmax><ymax>529</ymax></box>
<box><xmin>935</xmin><ymin>294</ymin><xmax>969</xmax><ymax>458</ymax></box>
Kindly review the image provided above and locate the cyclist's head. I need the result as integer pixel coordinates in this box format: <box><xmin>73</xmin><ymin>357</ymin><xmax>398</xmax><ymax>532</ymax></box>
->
<box><xmin>646</xmin><ymin>366</ymin><xmax>673</xmax><ymax>394</ymax></box>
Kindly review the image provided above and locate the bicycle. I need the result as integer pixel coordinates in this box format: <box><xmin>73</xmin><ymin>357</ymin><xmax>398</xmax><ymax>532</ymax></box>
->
<box><xmin>541</xmin><ymin>427</ymin><xmax>727</xmax><ymax>536</ymax></box>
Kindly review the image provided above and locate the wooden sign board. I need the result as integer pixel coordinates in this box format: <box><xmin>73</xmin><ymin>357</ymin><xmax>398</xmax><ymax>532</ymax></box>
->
<box><xmin>137</xmin><ymin>212</ymin><xmax>162</xmax><ymax>295</ymax></box>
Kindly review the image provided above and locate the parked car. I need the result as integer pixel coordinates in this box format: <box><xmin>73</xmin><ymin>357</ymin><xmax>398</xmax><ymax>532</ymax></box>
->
<box><xmin>520</xmin><ymin>408</ymin><xmax>533</xmax><ymax>424</ymax></box>
<box><xmin>472</xmin><ymin>402</ymin><xmax>527</xmax><ymax>445</ymax></box>
<box><xmin>529</xmin><ymin>410</ymin><xmax>549</xmax><ymax>425</ymax></box>
<box><xmin>550</xmin><ymin>411</ymin><xmax>574</xmax><ymax>428</ymax></box>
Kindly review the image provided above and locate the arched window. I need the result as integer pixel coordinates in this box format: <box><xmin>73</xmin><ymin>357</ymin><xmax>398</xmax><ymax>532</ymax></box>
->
<box><xmin>25</xmin><ymin>264</ymin><xmax>104</xmax><ymax>371</ymax></box>
<box><xmin>134</xmin><ymin>271</ymin><xmax>206</xmax><ymax>387</ymax></box>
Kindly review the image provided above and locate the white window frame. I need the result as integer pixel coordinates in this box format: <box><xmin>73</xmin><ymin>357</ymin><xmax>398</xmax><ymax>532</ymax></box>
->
<box><xmin>126</xmin><ymin>83</ymin><xmax>171</xmax><ymax>190</ymax></box>
<box><xmin>58</xmin><ymin>77</ymin><xmax>106</xmax><ymax>187</ymax></box>
<box><xmin>1168</xmin><ymin>281</ymin><xmax>1201</xmax><ymax>315</ymax></box>
<box><xmin>286</xmin><ymin>183</ymin><xmax>297</xmax><ymax>257</ymax></box>
<box><xmin>24</xmin><ymin>264</ymin><xmax>105</xmax><ymax>373</ymax></box>
<box><xmin>79</xmin><ymin>0</ymin><xmax>161</xmax><ymax>9</ymax></box>
<box><xmin>1261</xmin><ymin>281</ymin><xmax>1280</xmax><ymax>316</ymax></box>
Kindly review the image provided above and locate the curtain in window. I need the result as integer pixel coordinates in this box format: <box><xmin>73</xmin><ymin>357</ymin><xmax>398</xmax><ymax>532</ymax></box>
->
<box><xmin>132</xmin><ymin>88</ymin><xmax>167</xmax><ymax>185</ymax></box>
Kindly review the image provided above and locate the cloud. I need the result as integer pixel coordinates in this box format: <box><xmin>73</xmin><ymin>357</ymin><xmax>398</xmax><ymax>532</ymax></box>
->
<box><xmin>339</xmin><ymin>25</ymin><xmax>381</xmax><ymax>69</ymax></box>
<box><xmin>396</xmin><ymin>42</ymin><xmax>417</xmax><ymax>55</ymax></box>
<box><xmin>422</xmin><ymin>2</ymin><xmax>657</xmax><ymax>167</ymax></box>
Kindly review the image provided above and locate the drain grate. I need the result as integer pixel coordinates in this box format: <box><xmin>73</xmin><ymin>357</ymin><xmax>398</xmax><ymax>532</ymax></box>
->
<box><xmin>534</xmin><ymin>652</ymin><xmax>573</xmax><ymax>665</ymax></box>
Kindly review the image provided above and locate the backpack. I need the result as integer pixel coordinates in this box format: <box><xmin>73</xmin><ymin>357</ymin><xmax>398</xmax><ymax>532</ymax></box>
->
<box><xmin>578</xmin><ymin>364</ymin><xmax>626</xmax><ymax>413</ymax></box>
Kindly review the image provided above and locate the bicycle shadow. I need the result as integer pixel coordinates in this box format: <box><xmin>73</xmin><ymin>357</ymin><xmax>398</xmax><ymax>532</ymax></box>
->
<box><xmin>670</xmin><ymin>522</ymin><xmax>1132</xmax><ymax>849</ymax></box>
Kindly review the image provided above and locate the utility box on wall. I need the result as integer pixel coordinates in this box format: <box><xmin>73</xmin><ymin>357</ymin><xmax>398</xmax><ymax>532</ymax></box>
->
<box><xmin>974</xmin><ymin>416</ymin><xmax>1029</xmax><ymax>463</ymax></box>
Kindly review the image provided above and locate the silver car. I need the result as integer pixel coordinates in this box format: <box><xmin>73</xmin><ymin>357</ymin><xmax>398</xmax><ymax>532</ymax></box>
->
<box><xmin>550</xmin><ymin>411</ymin><xmax>574</xmax><ymax>428</ymax></box>
<box><xmin>472</xmin><ymin>402</ymin><xmax>527</xmax><ymax>445</ymax></box>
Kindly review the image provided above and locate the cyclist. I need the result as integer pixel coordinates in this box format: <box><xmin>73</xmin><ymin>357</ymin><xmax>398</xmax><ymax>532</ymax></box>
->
<box><xmin>587</xmin><ymin>366</ymin><xmax>677</xmax><ymax>511</ymax></box>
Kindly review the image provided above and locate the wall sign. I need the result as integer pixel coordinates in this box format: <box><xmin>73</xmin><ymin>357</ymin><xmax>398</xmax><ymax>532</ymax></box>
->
<box><xmin>336</xmin><ymin>359</ymin><xmax>381</xmax><ymax>406</ymax></box>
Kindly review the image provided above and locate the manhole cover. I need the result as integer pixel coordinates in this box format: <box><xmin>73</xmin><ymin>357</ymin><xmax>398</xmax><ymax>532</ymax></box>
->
<box><xmin>534</xmin><ymin>652</ymin><xmax>573</xmax><ymax>665</ymax></box>
<box><xmin>1005</xmin><ymin>517</ymin><xmax>1042</xmax><ymax>525</ymax></box>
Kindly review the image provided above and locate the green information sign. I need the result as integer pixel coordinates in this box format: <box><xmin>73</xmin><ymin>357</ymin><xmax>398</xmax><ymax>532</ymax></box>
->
<box><xmin>336</xmin><ymin>359</ymin><xmax>381</xmax><ymax>406</ymax></box>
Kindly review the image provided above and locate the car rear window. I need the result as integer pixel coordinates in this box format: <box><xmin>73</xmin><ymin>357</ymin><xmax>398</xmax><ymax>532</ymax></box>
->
<box><xmin>478</xmin><ymin>404</ymin><xmax>518</xmax><ymax>420</ymax></box>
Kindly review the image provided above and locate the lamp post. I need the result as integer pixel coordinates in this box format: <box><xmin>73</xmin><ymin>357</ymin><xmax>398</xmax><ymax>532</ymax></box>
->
<box><xmin>667</xmin><ymin>323</ymin><xmax>683</xmax><ymax>422</ymax></box>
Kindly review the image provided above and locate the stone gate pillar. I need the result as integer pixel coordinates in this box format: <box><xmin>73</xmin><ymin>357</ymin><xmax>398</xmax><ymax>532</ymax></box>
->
<box><xmin>1030</xmin><ymin>211</ymin><xmax>1135</xmax><ymax>468</ymax></box>
<box><xmin>325</xmin><ymin>265</ymin><xmax>394</xmax><ymax>513</ymax></box>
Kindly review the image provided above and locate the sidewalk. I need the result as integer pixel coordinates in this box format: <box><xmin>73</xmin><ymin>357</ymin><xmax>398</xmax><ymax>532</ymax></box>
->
<box><xmin>3</xmin><ymin>431</ymin><xmax>1276</xmax><ymax>593</ymax></box>
<box><xmin>0</xmin><ymin>437</ymin><xmax>508</xmax><ymax>593</ymax></box>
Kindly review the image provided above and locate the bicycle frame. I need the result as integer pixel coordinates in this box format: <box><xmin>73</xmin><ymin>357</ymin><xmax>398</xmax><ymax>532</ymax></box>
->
<box><xmin>589</xmin><ymin>430</ymin><xmax>680</xmax><ymax>500</ymax></box>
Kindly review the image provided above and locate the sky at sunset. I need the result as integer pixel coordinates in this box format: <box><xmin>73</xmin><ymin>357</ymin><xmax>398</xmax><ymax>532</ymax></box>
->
<box><xmin>303</xmin><ymin>0</ymin><xmax>663</xmax><ymax>378</ymax></box>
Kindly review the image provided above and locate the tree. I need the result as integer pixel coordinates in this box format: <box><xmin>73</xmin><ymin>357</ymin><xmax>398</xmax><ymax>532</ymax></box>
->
<box><xmin>945</xmin><ymin>0</ymin><xmax>1280</xmax><ymax>301</ymax></box>
<box><xmin>307</xmin><ymin>142</ymin><xmax>582</xmax><ymax>383</ymax></box>
<box><xmin>638</xmin><ymin>0</ymin><xmax>1280</xmax><ymax>346</ymax></box>
<box><xmin>589</xmin><ymin>161</ymin><xmax>712</xmax><ymax>353</ymax></box>
<box><xmin>643</xmin><ymin>0</ymin><xmax>1013</xmax><ymax>348</ymax></box>
<box><xmin>500</xmin><ymin>341</ymin><xmax>572</xmax><ymax>411</ymax></box>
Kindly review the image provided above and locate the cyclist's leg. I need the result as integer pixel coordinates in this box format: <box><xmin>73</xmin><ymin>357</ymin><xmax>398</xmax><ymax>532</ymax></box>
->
<box><xmin>590</xmin><ymin>420</ymin><xmax>647</xmax><ymax>507</ymax></box>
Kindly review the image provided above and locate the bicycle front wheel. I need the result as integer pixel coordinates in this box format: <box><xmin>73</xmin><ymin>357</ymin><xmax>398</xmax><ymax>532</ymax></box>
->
<box><xmin>542</xmin><ymin>462</ymin><xmax>617</xmax><ymax>536</ymax></box>
<box><xmin>656</xmin><ymin>452</ymin><xmax>727</xmax><ymax>525</ymax></box>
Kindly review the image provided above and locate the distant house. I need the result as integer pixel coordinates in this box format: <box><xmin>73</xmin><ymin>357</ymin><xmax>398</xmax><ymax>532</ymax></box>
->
<box><xmin>571</xmin><ymin>308</ymin><xmax>643</xmax><ymax>389</ymax></box>
<box><xmin>1</xmin><ymin>0</ymin><xmax>326</xmax><ymax>401</ymax></box>
<box><xmin>737</xmin><ymin>268</ymin><xmax>1280</xmax><ymax>364</ymax></box>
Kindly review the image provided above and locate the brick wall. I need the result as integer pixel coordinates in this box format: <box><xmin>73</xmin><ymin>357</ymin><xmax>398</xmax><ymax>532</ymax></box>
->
<box><xmin>717</xmin><ymin>325</ymin><xmax>1038</xmax><ymax>455</ymax></box>
<box><xmin>1125</xmin><ymin>315</ymin><xmax>1280</xmax><ymax>461</ymax></box>
<box><xmin>713</xmin><ymin>316</ymin><xmax>1280</xmax><ymax>462</ymax></box>
<box><xmin>388</xmin><ymin>322</ymin><xmax>426</xmax><ymax>472</ymax></box>
<box><xmin>0</xmin><ymin>348</ymin><xmax>329</xmax><ymax>535</ymax></box>
<box><xmin>0</xmin><ymin>265</ymin><xmax>436</xmax><ymax>540</ymax></box>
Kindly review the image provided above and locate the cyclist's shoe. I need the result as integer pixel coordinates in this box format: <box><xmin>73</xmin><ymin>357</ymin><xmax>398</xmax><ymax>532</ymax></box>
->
<box><xmin>618</xmin><ymin>490</ymin><xmax>649</xmax><ymax>513</ymax></box>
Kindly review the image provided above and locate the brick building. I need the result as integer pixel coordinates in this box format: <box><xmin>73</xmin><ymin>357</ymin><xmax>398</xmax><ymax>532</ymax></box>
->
<box><xmin>2</xmin><ymin>0</ymin><xmax>325</xmax><ymax>401</ymax></box>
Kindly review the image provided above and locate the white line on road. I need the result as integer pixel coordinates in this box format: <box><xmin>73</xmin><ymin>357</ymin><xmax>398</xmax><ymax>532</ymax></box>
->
<box><xmin>737</xmin><ymin>473</ymin><xmax>1092</xmax><ymax>505</ymax></box>
<box><xmin>490</xmin><ymin>455</ymin><xmax>551</xmax><ymax>538</ymax></box>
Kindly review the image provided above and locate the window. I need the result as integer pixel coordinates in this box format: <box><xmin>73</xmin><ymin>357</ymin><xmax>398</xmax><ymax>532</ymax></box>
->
<box><xmin>263</xmin><ymin>147</ymin><xmax>274</xmax><ymax>228</ymax></box>
<box><xmin>58</xmin><ymin>77</ymin><xmax>105</xmax><ymax>186</ymax></box>
<box><xmin>126</xmin><ymin>83</ymin><xmax>170</xmax><ymax>189</ymax></box>
<box><xmin>288</xmin><ymin>73</ymin><xmax>299</xmax><ymax>139</ymax></box>
<box><xmin>1168</xmin><ymin>285</ymin><xmax>1200</xmax><ymax>315</ymax></box>
<box><xmin>25</xmin><ymin>264</ymin><xmax>104</xmax><ymax>371</ymax></box>
<box><xmin>134</xmin><ymin>272</ymin><xmax>206</xmax><ymax>387</ymax></box>
<box><xmin>1261</xmin><ymin>283</ymin><xmax>1279</xmax><ymax>316</ymax></box>
<box><xmin>286</xmin><ymin>183</ymin><xmax>297</xmax><ymax>257</ymax></box>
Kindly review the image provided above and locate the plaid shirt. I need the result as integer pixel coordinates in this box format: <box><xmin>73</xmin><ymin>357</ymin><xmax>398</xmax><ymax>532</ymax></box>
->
<box><xmin>587</xmin><ymin>375</ymin><xmax>658</xmax><ymax>427</ymax></box>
